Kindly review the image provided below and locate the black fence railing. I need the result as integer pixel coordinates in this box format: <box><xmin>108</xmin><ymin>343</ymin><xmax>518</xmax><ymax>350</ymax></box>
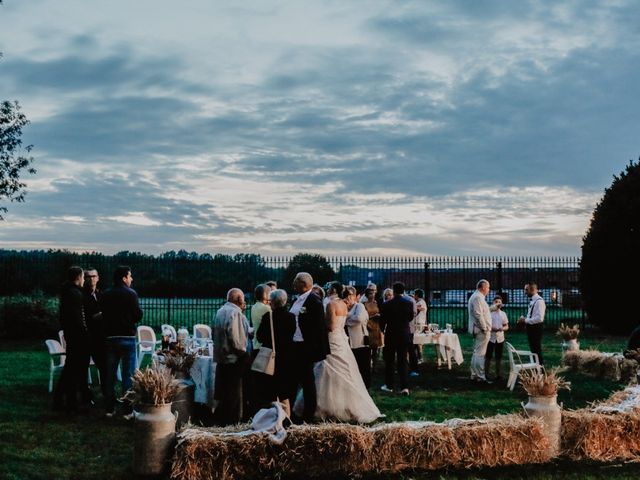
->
<box><xmin>0</xmin><ymin>251</ymin><xmax>583</xmax><ymax>331</ymax></box>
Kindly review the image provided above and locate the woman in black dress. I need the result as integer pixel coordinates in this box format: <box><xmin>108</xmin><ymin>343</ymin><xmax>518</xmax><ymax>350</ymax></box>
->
<box><xmin>256</xmin><ymin>288</ymin><xmax>296</xmax><ymax>415</ymax></box>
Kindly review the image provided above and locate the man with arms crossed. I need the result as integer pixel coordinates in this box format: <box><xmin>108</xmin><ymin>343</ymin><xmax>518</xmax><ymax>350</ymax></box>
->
<box><xmin>518</xmin><ymin>282</ymin><xmax>546</xmax><ymax>365</ymax></box>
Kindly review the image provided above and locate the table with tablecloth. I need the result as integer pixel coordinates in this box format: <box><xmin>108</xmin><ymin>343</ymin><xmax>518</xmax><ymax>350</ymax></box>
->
<box><xmin>413</xmin><ymin>332</ymin><xmax>464</xmax><ymax>369</ymax></box>
<box><xmin>189</xmin><ymin>355</ymin><xmax>217</xmax><ymax>407</ymax></box>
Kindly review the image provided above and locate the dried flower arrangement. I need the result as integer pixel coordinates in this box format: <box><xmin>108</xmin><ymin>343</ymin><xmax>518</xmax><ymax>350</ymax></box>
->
<box><xmin>163</xmin><ymin>351</ymin><xmax>196</xmax><ymax>375</ymax></box>
<box><xmin>124</xmin><ymin>364</ymin><xmax>180</xmax><ymax>406</ymax></box>
<box><xmin>519</xmin><ymin>368</ymin><xmax>571</xmax><ymax>396</ymax></box>
<box><xmin>556</xmin><ymin>323</ymin><xmax>580</xmax><ymax>341</ymax></box>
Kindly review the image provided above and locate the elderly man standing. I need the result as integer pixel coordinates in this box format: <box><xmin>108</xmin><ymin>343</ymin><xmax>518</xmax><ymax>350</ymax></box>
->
<box><xmin>212</xmin><ymin>288</ymin><xmax>250</xmax><ymax>426</ymax></box>
<box><xmin>289</xmin><ymin>272</ymin><xmax>330</xmax><ymax>423</ymax></box>
<box><xmin>468</xmin><ymin>279</ymin><xmax>492</xmax><ymax>383</ymax></box>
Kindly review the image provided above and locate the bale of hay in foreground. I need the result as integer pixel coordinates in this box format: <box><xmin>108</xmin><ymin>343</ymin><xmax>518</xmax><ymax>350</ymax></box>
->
<box><xmin>561</xmin><ymin>386</ymin><xmax>640</xmax><ymax>461</ymax></box>
<box><xmin>171</xmin><ymin>415</ymin><xmax>550</xmax><ymax>480</ymax></box>
<box><xmin>450</xmin><ymin>415</ymin><xmax>551</xmax><ymax>468</ymax></box>
<box><xmin>561</xmin><ymin>409</ymin><xmax>640</xmax><ymax>461</ymax></box>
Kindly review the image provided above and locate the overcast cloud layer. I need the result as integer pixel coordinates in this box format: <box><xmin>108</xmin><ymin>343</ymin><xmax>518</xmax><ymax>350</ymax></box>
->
<box><xmin>0</xmin><ymin>0</ymin><xmax>638</xmax><ymax>256</ymax></box>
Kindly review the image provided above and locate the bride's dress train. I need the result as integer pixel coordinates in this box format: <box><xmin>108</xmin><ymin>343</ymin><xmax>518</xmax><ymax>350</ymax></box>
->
<box><xmin>294</xmin><ymin>315</ymin><xmax>382</xmax><ymax>423</ymax></box>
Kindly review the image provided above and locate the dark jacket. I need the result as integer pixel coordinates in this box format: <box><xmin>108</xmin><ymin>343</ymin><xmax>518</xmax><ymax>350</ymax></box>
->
<box><xmin>60</xmin><ymin>282</ymin><xmax>88</xmax><ymax>345</ymax></box>
<box><xmin>256</xmin><ymin>307</ymin><xmax>296</xmax><ymax>359</ymax></box>
<box><xmin>380</xmin><ymin>295</ymin><xmax>414</xmax><ymax>346</ymax></box>
<box><xmin>83</xmin><ymin>288</ymin><xmax>103</xmax><ymax>338</ymax></box>
<box><xmin>100</xmin><ymin>284</ymin><xmax>143</xmax><ymax>337</ymax></box>
<box><xmin>298</xmin><ymin>291</ymin><xmax>331</xmax><ymax>362</ymax></box>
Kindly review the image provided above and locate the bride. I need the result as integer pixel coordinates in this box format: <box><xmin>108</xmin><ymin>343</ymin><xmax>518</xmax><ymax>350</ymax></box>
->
<box><xmin>295</xmin><ymin>285</ymin><xmax>382</xmax><ymax>423</ymax></box>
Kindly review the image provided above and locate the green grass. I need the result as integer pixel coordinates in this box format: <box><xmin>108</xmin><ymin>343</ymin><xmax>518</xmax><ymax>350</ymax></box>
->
<box><xmin>0</xmin><ymin>331</ymin><xmax>632</xmax><ymax>479</ymax></box>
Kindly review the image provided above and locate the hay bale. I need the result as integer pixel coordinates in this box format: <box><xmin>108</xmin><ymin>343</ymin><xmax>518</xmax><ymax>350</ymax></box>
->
<box><xmin>171</xmin><ymin>423</ymin><xmax>374</xmax><ymax>480</ymax></box>
<box><xmin>275</xmin><ymin>423</ymin><xmax>374</xmax><ymax>475</ymax></box>
<box><xmin>561</xmin><ymin>409</ymin><xmax>640</xmax><ymax>461</ymax></box>
<box><xmin>562</xmin><ymin>350</ymin><xmax>581</xmax><ymax>370</ymax></box>
<box><xmin>371</xmin><ymin>422</ymin><xmax>460</xmax><ymax>472</ymax></box>
<box><xmin>450</xmin><ymin>415</ymin><xmax>551</xmax><ymax>468</ymax></box>
<box><xmin>561</xmin><ymin>349</ymin><xmax>637</xmax><ymax>381</ymax></box>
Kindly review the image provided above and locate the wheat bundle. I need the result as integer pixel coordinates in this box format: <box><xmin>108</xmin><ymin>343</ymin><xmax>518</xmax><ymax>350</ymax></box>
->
<box><xmin>451</xmin><ymin>415</ymin><xmax>551</xmax><ymax>468</ymax></box>
<box><xmin>371</xmin><ymin>422</ymin><xmax>460</xmax><ymax>472</ymax></box>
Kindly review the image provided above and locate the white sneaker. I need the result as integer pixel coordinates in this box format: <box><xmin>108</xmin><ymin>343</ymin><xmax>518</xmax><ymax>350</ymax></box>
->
<box><xmin>400</xmin><ymin>388</ymin><xmax>410</xmax><ymax>396</ymax></box>
<box><xmin>380</xmin><ymin>385</ymin><xmax>393</xmax><ymax>393</ymax></box>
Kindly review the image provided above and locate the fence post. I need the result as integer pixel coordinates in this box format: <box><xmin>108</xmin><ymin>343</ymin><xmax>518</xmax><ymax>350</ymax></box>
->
<box><xmin>496</xmin><ymin>261</ymin><xmax>503</xmax><ymax>297</ymax></box>
<box><xmin>167</xmin><ymin>297</ymin><xmax>171</xmax><ymax>324</ymax></box>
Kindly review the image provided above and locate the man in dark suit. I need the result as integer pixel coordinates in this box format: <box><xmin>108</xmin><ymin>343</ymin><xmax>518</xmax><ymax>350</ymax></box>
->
<box><xmin>53</xmin><ymin>265</ymin><xmax>90</xmax><ymax>412</ymax></box>
<box><xmin>289</xmin><ymin>272</ymin><xmax>330</xmax><ymax>422</ymax></box>
<box><xmin>83</xmin><ymin>268</ymin><xmax>105</xmax><ymax>396</ymax></box>
<box><xmin>380</xmin><ymin>282</ymin><xmax>414</xmax><ymax>395</ymax></box>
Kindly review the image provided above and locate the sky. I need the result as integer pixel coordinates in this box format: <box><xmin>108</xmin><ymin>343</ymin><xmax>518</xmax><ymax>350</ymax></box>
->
<box><xmin>0</xmin><ymin>0</ymin><xmax>638</xmax><ymax>257</ymax></box>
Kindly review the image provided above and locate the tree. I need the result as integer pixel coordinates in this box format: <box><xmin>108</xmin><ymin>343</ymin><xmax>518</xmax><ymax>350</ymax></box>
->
<box><xmin>282</xmin><ymin>253</ymin><xmax>336</xmax><ymax>292</ymax></box>
<box><xmin>580</xmin><ymin>158</ymin><xmax>640</xmax><ymax>334</ymax></box>
<box><xmin>1</xmin><ymin>0</ymin><xmax>36</xmax><ymax>219</ymax></box>
<box><xmin>0</xmin><ymin>100</ymin><xmax>35</xmax><ymax>219</ymax></box>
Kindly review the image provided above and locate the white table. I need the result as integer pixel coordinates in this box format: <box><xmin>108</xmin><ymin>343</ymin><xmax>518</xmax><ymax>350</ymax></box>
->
<box><xmin>190</xmin><ymin>355</ymin><xmax>217</xmax><ymax>407</ymax></box>
<box><xmin>413</xmin><ymin>332</ymin><xmax>464</xmax><ymax>369</ymax></box>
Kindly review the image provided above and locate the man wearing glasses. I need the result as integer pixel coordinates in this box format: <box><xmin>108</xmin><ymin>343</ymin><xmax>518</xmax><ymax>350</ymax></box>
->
<box><xmin>83</xmin><ymin>268</ymin><xmax>105</xmax><ymax>397</ymax></box>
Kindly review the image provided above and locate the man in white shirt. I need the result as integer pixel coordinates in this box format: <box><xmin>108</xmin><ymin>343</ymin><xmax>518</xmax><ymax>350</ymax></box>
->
<box><xmin>289</xmin><ymin>272</ymin><xmax>330</xmax><ymax>422</ymax></box>
<box><xmin>485</xmin><ymin>295</ymin><xmax>509</xmax><ymax>380</ymax></box>
<box><xmin>212</xmin><ymin>288</ymin><xmax>249</xmax><ymax>426</ymax></box>
<box><xmin>518</xmin><ymin>282</ymin><xmax>546</xmax><ymax>365</ymax></box>
<box><xmin>467</xmin><ymin>279</ymin><xmax>492</xmax><ymax>383</ymax></box>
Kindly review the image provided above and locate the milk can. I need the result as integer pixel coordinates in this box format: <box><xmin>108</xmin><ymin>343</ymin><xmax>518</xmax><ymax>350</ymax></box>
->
<box><xmin>522</xmin><ymin>394</ymin><xmax>562</xmax><ymax>458</ymax></box>
<box><xmin>133</xmin><ymin>403</ymin><xmax>177</xmax><ymax>476</ymax></box>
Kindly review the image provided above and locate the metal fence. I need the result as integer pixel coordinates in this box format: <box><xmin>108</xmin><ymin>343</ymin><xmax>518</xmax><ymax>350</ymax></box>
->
<box><xmin>0</xmin><ymin>251</ymin><xmax>583</xmax><ymax>331</ymax></box>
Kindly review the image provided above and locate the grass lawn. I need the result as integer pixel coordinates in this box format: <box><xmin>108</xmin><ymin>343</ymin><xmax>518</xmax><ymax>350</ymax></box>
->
<box><xmin>0</xmin><ymin>330</ymin><xmax>635</xmax><ymax>480</ymax></box>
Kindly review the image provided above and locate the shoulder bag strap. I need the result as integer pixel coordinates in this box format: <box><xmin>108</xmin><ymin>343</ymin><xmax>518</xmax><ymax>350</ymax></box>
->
<box><xmin>269</xmin><ymin>310</ymin><xmax>276</xmax><ymax>355</ymax></box>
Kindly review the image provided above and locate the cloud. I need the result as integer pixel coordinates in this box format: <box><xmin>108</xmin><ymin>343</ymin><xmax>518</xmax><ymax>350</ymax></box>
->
<box><xmin>1</xmin><ymin>1</ymin><xmax>637</xmax><ymax>256</ymax></box>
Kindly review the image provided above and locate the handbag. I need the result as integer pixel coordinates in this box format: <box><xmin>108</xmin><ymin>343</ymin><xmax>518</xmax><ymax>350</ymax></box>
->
<box><xmin>251</xmin><ymin>311</ymin><xmax>276</xmax><ymax>375</ymax></box>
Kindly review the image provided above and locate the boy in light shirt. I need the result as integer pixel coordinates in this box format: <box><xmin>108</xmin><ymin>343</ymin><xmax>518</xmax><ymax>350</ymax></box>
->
<box><xmin>485</xmin><ymin>295</ymin><xmax>509</xmax><ymax>381</ymax></box>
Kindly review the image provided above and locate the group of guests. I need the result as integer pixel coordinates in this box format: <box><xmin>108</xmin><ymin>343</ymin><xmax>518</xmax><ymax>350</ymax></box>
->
<box><xmin>212</xmin><ymin>274</ymin><xmax>430</xmax><ymax>425</ymax></box>
<box><xmin>53</xmin><ymin>265</ymin><xmax>142</xmax><ymax>417</ymax></box>
<box><xmin>468</xmin><ymin>279</ymin><xmax>546</xmax><ymax>383</ymax></box>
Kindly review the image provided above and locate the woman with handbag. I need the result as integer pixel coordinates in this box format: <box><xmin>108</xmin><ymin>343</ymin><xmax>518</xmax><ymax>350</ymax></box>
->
<box><xmin>256</xmin><ymin>289</ymin><xmax>296</xmax><ymax>415</ymax></box>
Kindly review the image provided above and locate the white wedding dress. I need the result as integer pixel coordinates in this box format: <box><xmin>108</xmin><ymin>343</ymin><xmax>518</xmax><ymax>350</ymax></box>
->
<box><xmin>295</xmin><ymin>315</ymin><xmax>382</xmax><ymax>423</ymax></box>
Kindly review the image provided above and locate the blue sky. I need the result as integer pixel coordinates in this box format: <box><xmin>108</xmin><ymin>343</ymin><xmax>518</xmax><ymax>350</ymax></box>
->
<box><xmin>0</xmin><ymin>0</ymin><xmax>638</xmax><ymax>256</ymax></box>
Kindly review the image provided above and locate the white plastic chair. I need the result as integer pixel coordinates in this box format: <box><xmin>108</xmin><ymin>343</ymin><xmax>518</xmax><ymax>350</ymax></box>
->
<box><xmin>58</xmin><ymin>330</ymin><xmax>98</xmax><ymax>384</ymax></box>
<box><xmin>45</xmin><ymin>339</ymin><xmax>66</xmax><ymax>393</ymax></box>
<box><xmin>137</xmin><ymin>326</ymin><xmax>160</xmax><ymax>367</ymax></box>
<box><xmin>161</xmin><ymin>324</ymin><xmax>177</xmax><ymax>342</ymax></box>
<box><xmin>193</xmin><ymin>324</ymin><xmax>212</xmax><ymax>346</ymax></box>
<box><xmin>505</xmin><ymin>342</ymin><xmax>543</xmax><ymax>391</ymax></box>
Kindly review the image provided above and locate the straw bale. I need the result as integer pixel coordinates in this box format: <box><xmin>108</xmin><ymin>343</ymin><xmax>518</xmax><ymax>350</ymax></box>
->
<box><xmin>451</xmin><ymin>415</ymin><xmax>551</xmax><ymax>468</ymax></box>
<box><xmin>561</xmin><ymin>409</ymin><xmax>640</xmax><ymax>461</ymax></box>
<box><xmin>561</xmin><ymin>349</ymin><xmax>637</xmax><ymax>382</ymax></box>
<box><xmin>275</xmin><ymin>423</ymin><xmax>374</xmax><ymax>475</ymax></box>
<box><xmin>172</xmin><ymin>416</ymin><xmax>551</xmax><ymax>479</ymax></box>
<box><xmin>371</xmin><ymin>422</ymin><xmax>460</xmax><ymax>472</ymax></box>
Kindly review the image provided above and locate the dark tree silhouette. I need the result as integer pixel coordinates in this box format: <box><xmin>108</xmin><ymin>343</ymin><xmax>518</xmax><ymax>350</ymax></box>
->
<box><xmin>1</xmin><ymin>0</ymin><xmax>36</xmax><ymax>219</ymax></box>
<box><xmin>580</xmin><ymin>158</ymin><xmax>640</xmax><ymax>334</ymax></box>
<box><xmin>282</xmin><ymin>253</ymin><xmax>336</xmax><ymax>293</ymax></box>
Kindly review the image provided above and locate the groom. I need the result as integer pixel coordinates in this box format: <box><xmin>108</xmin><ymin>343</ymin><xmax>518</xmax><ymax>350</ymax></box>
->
<box><xmin>289</xmin><ymin>272</ymin><xmax>330</xmax><ymax>422</ymax></box>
